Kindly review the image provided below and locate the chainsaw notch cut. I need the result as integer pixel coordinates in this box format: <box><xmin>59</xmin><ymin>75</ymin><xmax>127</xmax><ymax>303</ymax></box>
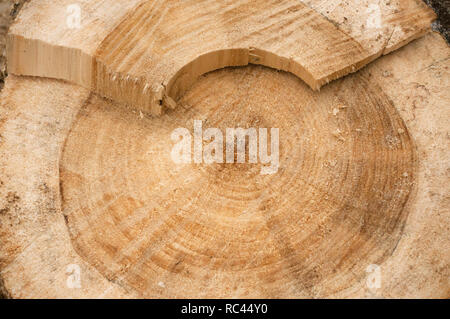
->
<box><xmin>7</xmin><ymin>0</ymin><xmax>436</xmax><ymax>115</ymax></box>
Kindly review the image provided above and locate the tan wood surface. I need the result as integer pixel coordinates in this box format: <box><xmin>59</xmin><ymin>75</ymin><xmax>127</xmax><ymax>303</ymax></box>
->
<box><xmin>0</xmin><ymin>29</ymin><xmax>448</xmax><ymax>297</ymax></box>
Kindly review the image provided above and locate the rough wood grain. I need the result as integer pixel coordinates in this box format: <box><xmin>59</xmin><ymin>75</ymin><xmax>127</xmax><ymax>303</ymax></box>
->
<box><xmin>7</xmin><ymin>0</ymin><xmax>436</xmax><ymax>114</ymax></box>
<box><xmin>0</xmin><ymin>30</ymin><xmax>448</xmax><ymax>298</ymax></box>
<box><xmin>58</xmin><ymin>68</ymin><xmax>416</xmax><ymax>298</ymax></box>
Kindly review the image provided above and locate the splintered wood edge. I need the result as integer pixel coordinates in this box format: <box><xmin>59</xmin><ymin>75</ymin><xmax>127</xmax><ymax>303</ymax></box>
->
<box><xmin>6</xmin><ymin>0</ymin><xmax>436</xmax><ymax>115</ymax></box>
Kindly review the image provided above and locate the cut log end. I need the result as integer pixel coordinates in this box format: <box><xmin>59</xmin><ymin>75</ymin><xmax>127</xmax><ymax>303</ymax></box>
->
<box><xmin>1</xmin><ymin>0</ymin><xmax>447</xmax><ymax>299</ymax></box>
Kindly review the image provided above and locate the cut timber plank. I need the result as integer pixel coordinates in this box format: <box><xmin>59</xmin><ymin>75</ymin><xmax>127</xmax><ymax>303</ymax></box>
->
<box><xmin>0</xmin><ymin>32</ymin><xmax>448</xmax><ymax>298</ymax></box>
<box><xmin>7</xmin><ymin>0</ymin><xmax>435</xmax><ymax>115</ymax></box>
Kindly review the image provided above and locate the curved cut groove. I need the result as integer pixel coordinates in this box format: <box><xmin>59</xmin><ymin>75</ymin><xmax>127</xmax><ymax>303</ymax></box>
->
<box><xmin>7</xmin><ymin>0</ymin><xmax>435</xmax><ymax>115</ymax></box>
<box><xmin>90</xmin><ymin>0</ymin><xmax>374</xmax><ymax>115</ymax></box>
<box><xmin>165</xmin><ymin>48</ymin><xmax>318</xmax><ymax>109</ymax></box>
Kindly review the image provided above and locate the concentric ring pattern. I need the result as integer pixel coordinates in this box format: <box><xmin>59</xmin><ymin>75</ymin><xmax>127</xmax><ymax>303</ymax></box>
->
<box><xmin>60</xmin><ymin>65</ymin><xmax>415</xmax><ymax>298</ymax></box>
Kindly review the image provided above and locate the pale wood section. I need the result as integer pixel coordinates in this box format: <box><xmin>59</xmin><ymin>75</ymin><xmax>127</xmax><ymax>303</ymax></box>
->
<box><xmin>304</xmin><ymin>0</ymin><xmax>437</xmax><ymax>55</ymax></box>
<box><xmin>361</xmin><ymin>32</ymin><xmax>450</xmax><ymax>298</ymax></box>
<box><xmin>7</xmin><ymin>0</ymin><xmax>142</xmax><ymax>89</ymax></box>
<box><xmin>7</xmin><ymin>0</ymin><xmax>435</xmax><ymax>115</ymax></box>
<box><xmin>0</xmin><ymin>76</ymin><xmax>134</xmax><ymax>298</ymax></box>
<box><xmin>0</xmin><ymin>31</ymin><xmax>448</xmax><ymax>298</ymax></box>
